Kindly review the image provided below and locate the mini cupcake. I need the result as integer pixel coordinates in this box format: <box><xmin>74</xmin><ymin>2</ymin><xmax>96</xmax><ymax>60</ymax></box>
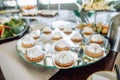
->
<box><xmin>90</xmin><ymin>34</ymin><xmax>104</xmax><ymax>44</ymax></box>
<box><xmin>85</xmin><ymin>43</ymin><xmax>103</xmax><ymax>58</ymax></box>
<box><xmin>21</xmin><ymin>35</ymin><xmax>35</xmax><ymax>48</ymax></box>
<box><xmin>30</xmin><ymin>30</ymin><xmax>40</xmax><ymax>39</ymax></box>
<box><xmin>42</xmin><ymin>27</ymin><xmax>52</xmax><ymax>34</ymax></box>
<box><xmin>54</xmin><ymin>51</ymin><xmax>75</xmax><ymax>68</ymax></box>
<box><xmin>52</xmin><ymin>32</ymin><xmax>62</xmax><ymax>41</ymax></box>
<box><xmin>55</xmin><ymin>39</ymin><xmax>70</xmax><ymax>52</ymax></box>
<box><xmin>63</xmin><ymin>28</ymin><xmax>72</xmax><ymax>35</ymax></box>
<box><xmin>26</xmin><ymin>45</ymin><xmax>45</xmax><ymax>62</ymax></box>
<box><xmin>71</xmin><ymin>33</ymin><xmax>83</xmax><ymax>43</ymax></box>
<box><xmin>82</xmin><ymin>27</ymin><xmax>93</xmax><ymax>37</ymax></box>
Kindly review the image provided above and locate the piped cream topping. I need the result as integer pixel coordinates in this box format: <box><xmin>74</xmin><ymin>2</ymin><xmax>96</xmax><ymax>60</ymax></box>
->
<box><xmin>63</xmin><ymin>28</ymin><xmax>72</xmax><ymax>32</ymax></box>
<box><xmin>71</xmin><ymin>33</ymin><xmax>82</xmax><ymax>39</ymax></box>
<box><xmin>52</xmin><ymin>32</ymin><xmax>62</xmax><ymax>38</ymax></box>
<box><xmin>30</xmin><ymin>30</ymin><xmax>40</xmax><ymax>38</ymax></box>
<box><xmin>43</xmin><ymin>27</ymin><xmax>52</xmax><ymax>32</ymax></box>
<box><xmin>27</xmin><ymin>45</ymin><xmax>44</xmax><ymax>58</ymax></box>
<box><xmin>55</xmin><ymin>51</ymin><xmax>74</xmax><ymax>64</ymax></box>
<box><xmin>82</xmin><ymin>27</ymin><xmax>93</xmax><ymax>33</ymax></box>
<box><xmin>59</xmin><ymin>26</ymin><xmax>64</xmax><ymax>29</ymax></box>
<box><xmin>22</xmin><ymin>35</ymin><xmax>35</xmax><ymax>44</ymax></box>
<box><xmin>56</xmin><ymin>39</ymin><xmax>70</xmax><ymax>48</ymax></box>
<box><xmin>86</xmin><ymin>43</ymin><xmax>102</xmax><ymax>53</ymax></box>
<box><xmin>91</xmin><ymin>34</ymin><xmax>103</xmax><ymax>41</ymax></box>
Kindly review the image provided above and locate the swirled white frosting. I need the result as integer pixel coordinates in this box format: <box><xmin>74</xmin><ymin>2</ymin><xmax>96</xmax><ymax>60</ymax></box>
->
<box><xmin>59</xmin><ymin>26</ymin><xmax>64</xmax><ymax>29</ymax></box>
<box><xmin>27</xmin><ymin>45</ymin><xmax>44</xmax><ymax>58</ymax></box>
<box><xmin>52</xmin><ymin>32</ymin><xmax>62</xmax><ymax>38</ymax></box>
<box><xmin>91</xmin><ymin>34</ymin><xmax>103</xmax><ymax>42</ymax></box>
<box><xmin>43</xmin><ymin>27</ymin><xmax>52</xmax><ymax>32</ymax></box>
<box><xmin>22</xmin><ymin>35</ymin><xmax>35</xmax><ymax>44</ymax></box>
<box><xmin>56</xmin><ymin>39</ymin><xmax>70</xmax><ymax>48</ymax></box>
<box><xmin>82</xmin><ymin>27</ymin><xmax>93</xmax><ymax>33</ymax></box>
<box><xmin>55</xmin><ymin>51</ymin><xmax>74</xmax><ymax>64</ymax></box>
<box><xmin>86</xmin><ymin>43</ymin><xmax>102</xmax><ymax>53</ymax></box>
<box><xmin>63</xmin><ymin>28</ymin><xmax>72</xmax><ymax>32</ymax></box>
<box><xmin>71</xmin><ymin>32</ymin><xmax>82</xmax><ymax>39</ymax></box>
<box><xmin>30</xmin><ymin>30</ymin><xmax>40</xmax><ymax>38</ymax></box>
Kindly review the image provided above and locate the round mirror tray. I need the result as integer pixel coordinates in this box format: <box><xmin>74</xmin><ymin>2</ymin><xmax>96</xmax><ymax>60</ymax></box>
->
<box><xmin>16</xmin><ymin>27</ymin><xmax>110</xmax><ymax>69</ymax></box>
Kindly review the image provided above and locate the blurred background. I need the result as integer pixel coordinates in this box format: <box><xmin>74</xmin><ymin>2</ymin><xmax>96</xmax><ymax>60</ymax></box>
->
<box><xmin>0</xmin><ymin>0</ymin><xmax>118</xmax><ymax>10</ymax></box>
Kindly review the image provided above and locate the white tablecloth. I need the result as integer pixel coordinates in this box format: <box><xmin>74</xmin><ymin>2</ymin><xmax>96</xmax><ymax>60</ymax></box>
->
<box><xmin>0</xmin><ymin>40</ymin><xmax>59</xmax><ymax>80</ymax></box>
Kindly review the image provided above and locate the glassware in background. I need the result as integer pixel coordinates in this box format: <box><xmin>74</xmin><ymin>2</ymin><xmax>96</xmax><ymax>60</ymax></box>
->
<box><xmin>47</xmin><ymin>0</ymin><xmax>50</xmax><ymax>10</ymax></box>
<box><xmin>14</xmin><ymin>0</ymin><xmax>19</xmax><ymax>9</ymax></box>
<box><xmin>57</xmin><ymin>0</ymin><xmax>61</xmax><ymax>14</ymax></box>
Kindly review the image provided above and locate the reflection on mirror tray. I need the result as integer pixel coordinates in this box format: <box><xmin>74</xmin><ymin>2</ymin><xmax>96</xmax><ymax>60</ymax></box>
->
<box><xmin>16</xmin><ymin>25</ymin><xmax>110</xmax><ymax>69</ymax></box>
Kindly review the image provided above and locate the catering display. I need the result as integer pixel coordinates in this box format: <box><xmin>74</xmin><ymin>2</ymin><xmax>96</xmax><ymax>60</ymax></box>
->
<box><xmin>0</xmin><ymin>18</ymin><xmax>28</xmax><ymax>42</ymax></box>
<box><xmin>16</xmin><ymin>21</ymin><xmax>110</xmax><ymax>69</ymax></box>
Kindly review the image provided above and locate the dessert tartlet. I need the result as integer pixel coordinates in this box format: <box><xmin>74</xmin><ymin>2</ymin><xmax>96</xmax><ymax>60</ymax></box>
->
<box><xmin>42</xmin><ymin>27</ymin><xmax>52</xmax><ymax>34</ymax></box>
<box><xmin>82</xmin><ymin>27</ymin><xmax>93</xmax><ymax>37</ymax></box>
<box><xmin>54</xmin><ymin>51</ymin><xmax>75</xmax><ymax>68</ymax></box>
<box><xmin>52</xmin><ymin>32</ymin><xmax>62</xmax><ymax>41</ymax></box>
<box><xmin>90</xmin><ymin>34</ymin><xmax>104</xmax><ymax>44</ymax></box>
<box><xmin>55</xmin><ymin>39</ymin><xmax>70</xmax><ymax>52</ymax></box>
<box><xmin>71</xmin><ymin>33</ymin><xmax>83</xmax><ymax>43</ymax></box>
<box><xmin>30</xmin><ymin>30</ymin><xmax>40</xmax><ymax>39</ymax></box>
<box><xmin>63</xmin><ymin>28</ymin><xmax>72</xmax><ymax>34</ymax></box>
<box><xmin>26</xmin><ymin>45</ymin><xmax>45</xmax><ymax>62</ymax></box>
<box><xmin>21</xmin><ymin>35</ymin><xmax>35</xmax><ymax>48</ymax></box>
<box><xmin>85</xmin><ymin>43</ymin><xmax>103</xmax><ymax>58</ymax></box>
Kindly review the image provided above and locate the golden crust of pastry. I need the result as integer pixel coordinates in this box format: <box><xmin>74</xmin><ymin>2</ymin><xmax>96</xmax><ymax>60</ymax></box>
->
<box><xmin>55</xmin><ymin>60</ymin><xmax>74</xmax><ymax>68</ymax></box>
<box><xmin>90</xmin><ymin>39</ymin><xmax>104</xmax><ymax>44</ymax></box>
<box><xmin>26</xmin><ymin>53</ymin><xmax>45</xmax><ymax>62</ymax></box>
<box><xmin>55</xmin><ymin>46</ymin><xmax>70</xmax><ymax>52</ymax></box>
<box><xmin>22</xmin><ymin>43</ymin><xmax>35</xmax><ymax>48</ymax></box>
<box><xmin>85</xmin><ymin>49</ymin><xmax>103</xmax><ymax>58</ymax></box>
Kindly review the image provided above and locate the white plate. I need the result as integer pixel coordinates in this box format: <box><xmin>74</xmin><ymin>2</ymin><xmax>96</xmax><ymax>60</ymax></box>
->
<box><xmin>87</xmin><ymin>71</ymin><xmax>117</xmax><ymax>80</ymax></box>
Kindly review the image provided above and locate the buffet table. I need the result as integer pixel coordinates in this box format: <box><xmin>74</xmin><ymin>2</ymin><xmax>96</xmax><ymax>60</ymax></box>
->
<box><xmin>0</xmin><ymin>10</ymin><xmax>119</xmax><ymax>80</ymax></box>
